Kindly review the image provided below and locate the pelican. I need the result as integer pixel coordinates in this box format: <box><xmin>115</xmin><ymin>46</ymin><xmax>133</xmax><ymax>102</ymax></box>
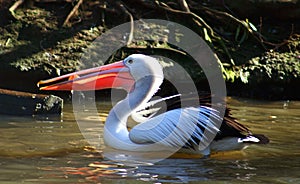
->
<box><xmin>38</xmin><ymin>54</ymin><xmax>269</xmax><ymax>156</ymax></box>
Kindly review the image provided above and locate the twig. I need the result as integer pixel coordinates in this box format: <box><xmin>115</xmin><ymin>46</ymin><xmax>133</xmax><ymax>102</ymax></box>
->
<box><xmin>9</xmin><ymin>0</ymin><xmax>25</xmax><ymax>17</ymax></box>
<box><xmin>100</xmin><ymin>1</ymin><xmax>107</xmax><ymax>25</ymax></box>
<box><xmin>258</xmin><ymin>17</ymin><xmax>267</xmax><ymax>50</ymax></box>
<box><xmin>178</xmin><ymin>0</ymin><xmax>190</xmax><ymax>12</ymax></box>
<box><xmin>221</xmin><ymin>0</ymin><xmax>236</xmax><ymax>17</ymax></box>
<box><xmin>252</xmin><ymin>15</ymin><xmax>290</xmax><ymax>50</ymax></box>
<box><xmin>198</xmin><ymin>6</ymin><xmax>267</xmax><ymax>49</ymax></box>
<box><xmin>155</xmin><ymin>1</ymin><xmax>217</xmax><ymax>39</ymax></box>
<box><xmin>116</xmin><ymin>1</ymin><xmax>134</xmax><ymax>45</ymax></box>
<box><xmin>63</xmin><ymin>0</ymin><xmax>83</xmax><ymax>27</ymax></box>
<box><xmin>198</xmin><ymin>6</ymin><xmax>291</xmax><ymax>50</ymax></box>
<box><xmin>156</xmin><ymin>1</ymin><xmax>238</xmax><ymax>65</ymax></box>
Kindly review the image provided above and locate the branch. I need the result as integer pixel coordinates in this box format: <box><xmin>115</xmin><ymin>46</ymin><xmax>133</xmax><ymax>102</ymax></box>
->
<box><xmin>154</xmin><ymin>1</ymin><xmax>217</xmax><ymax>40</ymax></box>
<box><xmin>178</xmin><ymin>0</ymin><xmax>190</xmax><ymax>12</ymax></box>
<box><xmin>63</xmin><ymin>0</ymin><xmax>83</xmax><ymax>27</ymax></box>
<box><xmin>116</xmin><ymin>1</ymin><xmax>134</xmax><ymax>45</ymax></box>
<box><xmin>9</xmin><ymin>0</ymin><xmax>25</xmax><ymax>17</ymax></box>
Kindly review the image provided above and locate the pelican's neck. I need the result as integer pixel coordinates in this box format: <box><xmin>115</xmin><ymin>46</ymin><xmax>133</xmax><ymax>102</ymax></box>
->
<box><xmin>104</xmin><ymin>75</ymin><xmax>163</xmax><ymax>144</ymax></box>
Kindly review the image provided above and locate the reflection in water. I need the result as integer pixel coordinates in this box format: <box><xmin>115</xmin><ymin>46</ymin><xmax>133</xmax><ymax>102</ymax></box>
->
<box><xmin>0</xmin><ymin>98</ymin><xmax>299</xmax><ymax>183</ymax></box>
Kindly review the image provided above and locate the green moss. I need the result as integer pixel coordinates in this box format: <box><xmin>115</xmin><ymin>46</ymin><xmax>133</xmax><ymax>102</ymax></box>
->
<box><xmin>237</xmin><ymin>49</ymin><xmax>300</xmax><ymax>84</ymax></box>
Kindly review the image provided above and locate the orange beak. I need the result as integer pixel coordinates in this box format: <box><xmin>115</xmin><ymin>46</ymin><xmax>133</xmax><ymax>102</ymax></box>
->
<box><xmin>37</xmin><ymin>61</ymin><xmax>135</xmax><ymax>92</ymax></box>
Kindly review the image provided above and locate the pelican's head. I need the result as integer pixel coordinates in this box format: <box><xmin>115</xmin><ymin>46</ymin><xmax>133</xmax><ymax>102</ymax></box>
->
<box><xmin>123</xmin><ymin>54</ymin><xmax>163</xmax><ymax>82</ymax></box>
<box><xmin>37</xmin><ymin>54</ymin><xmax>164</xmax><ymax>92</ymax></box>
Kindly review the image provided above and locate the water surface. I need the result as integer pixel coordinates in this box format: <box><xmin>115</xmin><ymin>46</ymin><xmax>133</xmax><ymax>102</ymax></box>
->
<box><xmin>0</xmin><ymin>97</ymin><xmax>299</xmax><ymax>183</ymax></box>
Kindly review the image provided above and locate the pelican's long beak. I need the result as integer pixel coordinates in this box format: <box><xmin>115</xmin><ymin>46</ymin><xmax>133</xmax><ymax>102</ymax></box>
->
<box><xmin>37</xmin><ymin>61</ymin><xmax>135</xmax><ymax>91</ymax></box>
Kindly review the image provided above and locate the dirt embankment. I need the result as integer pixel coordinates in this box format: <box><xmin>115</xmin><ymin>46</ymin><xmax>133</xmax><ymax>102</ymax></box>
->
<box><xmin>0</xmin><ymin>0</ymin><xmax>299</xmax><ymax>100</ymax></box>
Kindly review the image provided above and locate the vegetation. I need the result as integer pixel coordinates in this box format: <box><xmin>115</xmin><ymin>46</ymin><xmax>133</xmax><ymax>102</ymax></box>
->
<box><xmin>0</xmin><ymin>0</ymin><xmax>299</xmax><ymax>99</ymax></box>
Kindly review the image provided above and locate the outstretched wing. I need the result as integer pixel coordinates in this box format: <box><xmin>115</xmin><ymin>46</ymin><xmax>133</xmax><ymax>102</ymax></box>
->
<box><xmin>129</xmin><ymin>106</ymin><xmax>221</xmax><ymax>149</ymax></box>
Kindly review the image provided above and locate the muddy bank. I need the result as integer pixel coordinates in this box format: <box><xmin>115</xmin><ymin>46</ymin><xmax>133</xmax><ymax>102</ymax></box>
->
<box><xmin>0</xmin><ymin>1</ymin><xmax>299</xmax><ymax>100</ymax></box>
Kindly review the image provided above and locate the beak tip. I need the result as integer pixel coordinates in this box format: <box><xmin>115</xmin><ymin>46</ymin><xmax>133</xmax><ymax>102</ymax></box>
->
<box><xmin>39</xmin><ymin>86</ymin><xmax>46</xmax><ymax>90</ymax></box>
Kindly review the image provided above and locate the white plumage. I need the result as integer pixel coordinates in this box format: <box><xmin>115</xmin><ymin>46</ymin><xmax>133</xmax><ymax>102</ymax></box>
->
<box><xmin>129</xmin><ymin>106</ymin><xmax>220</xmax><ymax>147</ymax></box>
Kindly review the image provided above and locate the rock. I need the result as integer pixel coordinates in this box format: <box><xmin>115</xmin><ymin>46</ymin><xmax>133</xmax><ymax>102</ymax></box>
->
<box><xmin>0</xmin><ymin>88</ymin><xmax>63</xmax><ymax>116</ymax></box>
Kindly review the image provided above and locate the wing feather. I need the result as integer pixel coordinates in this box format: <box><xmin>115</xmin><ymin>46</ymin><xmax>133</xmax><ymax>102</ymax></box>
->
<box><xmin>132</xmin><ymin>92</ymin><xmax>252</xmax><ymax>140</ymax></box>
<box><xmin>129</xmin><ymin>106</ymin><xmax>221</xmax><ymax>149</ymax></box>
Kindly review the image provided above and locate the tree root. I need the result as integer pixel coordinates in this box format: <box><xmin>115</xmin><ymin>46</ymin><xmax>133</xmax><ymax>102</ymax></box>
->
<box><xmin>63</xmin><ymin>0</ymin><xmax>83</xmax><ymax>27</ymax></box>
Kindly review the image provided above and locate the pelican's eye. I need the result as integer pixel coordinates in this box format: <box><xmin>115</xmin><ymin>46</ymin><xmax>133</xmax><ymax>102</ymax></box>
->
<box><xmin>127</xmin><ymin>59</ymin><xmax>134</xmax><ymax>64</ymax></box>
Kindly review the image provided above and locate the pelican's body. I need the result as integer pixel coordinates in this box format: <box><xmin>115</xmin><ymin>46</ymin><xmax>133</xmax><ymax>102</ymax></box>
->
<box><xmin>38</xmin><ymin>54</ymin><xmax>269</xmax><ymax>156</ymax></box>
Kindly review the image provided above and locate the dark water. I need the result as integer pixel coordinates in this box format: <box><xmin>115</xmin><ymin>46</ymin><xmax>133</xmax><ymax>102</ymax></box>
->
<box><xmin>0</xmin><ymin>97</ymin><xmax>299</xmax><ymax>183</ymax></box>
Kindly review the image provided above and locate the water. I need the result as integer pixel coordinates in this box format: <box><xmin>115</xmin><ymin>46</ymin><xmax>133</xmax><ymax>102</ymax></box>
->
<box><xmin>0</xmin><ymin>97</ymin><xmax>299</xmax><ymax>183</ymax></box>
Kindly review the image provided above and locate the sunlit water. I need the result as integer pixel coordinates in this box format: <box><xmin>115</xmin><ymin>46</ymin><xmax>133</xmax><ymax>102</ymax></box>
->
<box><xmin>0</xmin><ymin>97</ymin><xmax>299</xmax><ymax>183</ymax></box>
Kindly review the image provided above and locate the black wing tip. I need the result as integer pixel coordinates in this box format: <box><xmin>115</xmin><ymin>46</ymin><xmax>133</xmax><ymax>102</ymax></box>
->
<box><xmin>252</xmin><ymin>134</ymin><xmax>270</xmax><ymax>144</ymax></box>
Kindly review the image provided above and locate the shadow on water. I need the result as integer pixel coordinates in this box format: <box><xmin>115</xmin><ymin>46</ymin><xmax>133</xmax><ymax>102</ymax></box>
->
<box><xmin>0</xmin><ymin>97</ymin><xmax>299</xmax><ymax>183</ymax></box>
